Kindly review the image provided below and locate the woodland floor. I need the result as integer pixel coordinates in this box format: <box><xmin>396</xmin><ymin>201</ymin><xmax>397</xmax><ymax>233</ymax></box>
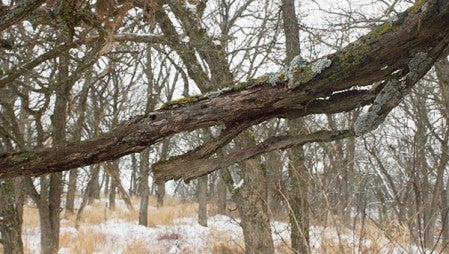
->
<box><xmin>13</xmin><ymin>196</ymin><xmax>433</xmax><ymax>254</ymax></box>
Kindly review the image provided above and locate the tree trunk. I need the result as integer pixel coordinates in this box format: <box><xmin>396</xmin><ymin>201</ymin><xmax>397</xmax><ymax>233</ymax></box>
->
<box><xmin>87</xmin><ymin>166</ymin><xmax>100</xmax><ymax>204</ymax></box>
<box><xmin>156</xmin><ymin>182</ymin><xmax>165</xmax><ymax>208</ymax></box>
<box><xmin>103</xmin><ymin>173</ymin><xmax>110</xmax><ymax>197</ymax></box>
<box><xmin>288</xmin><ymin>142</ymin><xmax>310</xmax><ymax>254</ymax></box>
<box><xmin>108</xmin><ymin>161</ymin><xmax>120</xmax><ymax>210</ymax></box>
<box><xmin>442</xmin><ymin>178</ymin><xmax>449</xmax><ymax>246</ymax></box>
<box><xmin>281</xmin><ymin>0</ymin><xmax>310</xmax><ymax>252</ymax></box>
<box><xmin>139</xmin><ymin>148</ymin><xmax>150</xmax><ymax>226</ymax></box>
<box><xmin>65</xmin><ymin>169</ymin><xmax>77</xmax><ymax>214</ymax></box>
<box><xmin>109</xmin><ymin>179</ymin><xmax>116</xmax><ymax>210</ymax></box>
<box><xmin>198</xmin><ymin>175</ymin><xmax>208</xmax><ymax>227</ymax></box>
<box><xmin>229</xmin><ymin>159</ymin><xmax>274</xmax><ymax>254</ymax></box>
<box><xmin>216</xmin><ymin>172</ymin><xmax>227</xmax><ymax>214</ymax></box>
<box><xmin>0</xmin><ymin>178</ymin><xmax>24</xmax><ymax>254</ymax></box>
<box><xmin>130</xmin><ymin>153</ymin><xmax>137</xmax><ymax>195</ymax></box>
<box><xmin>266</xmin><ymin>151</ymin><xmax>286</xmax><ymax>217</ymax></box>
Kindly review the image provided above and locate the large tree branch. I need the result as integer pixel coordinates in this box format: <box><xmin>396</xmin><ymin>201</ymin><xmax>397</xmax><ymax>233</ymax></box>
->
<box><xmin>154</xmin><ymin>129</ymin><xmax>354</xmax><ymax>182</ymax></box>
<box><xmin>1</xmin><ymin>1</ymin><xmax>449</xmax><ymax>179</ymax></box>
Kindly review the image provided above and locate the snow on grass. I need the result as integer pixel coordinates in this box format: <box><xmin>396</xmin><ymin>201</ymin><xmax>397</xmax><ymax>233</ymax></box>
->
<box><xmin>20</xmin><ymin>199</ymin><xmax>438</xmax><ymax>254</ymax></box>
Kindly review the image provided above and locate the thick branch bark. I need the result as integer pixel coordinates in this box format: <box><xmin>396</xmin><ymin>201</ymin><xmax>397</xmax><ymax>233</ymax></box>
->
<box><xmin>154</xmin><ymin>129</ymin><xmax>354</xmax><ymax>182</ymax></box>
<box><xmin>1</xmin><ymin>1</ymin><xmax>449</xmax><ymax>179</ymax></box>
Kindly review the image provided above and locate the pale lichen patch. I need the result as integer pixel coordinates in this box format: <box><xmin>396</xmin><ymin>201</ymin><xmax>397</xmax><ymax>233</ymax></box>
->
<box><xmin>265</xmin><ymin>72</ymin><xmax>286</xmax><ymax>86</ymax></box>
<box><xmin>407</xmin><ymin>52</ymin><xmax>429</xmax><ymax>80</ymax></box>
<box><xmin>354</xmin><ymin>79</ymin><xmax>404</xmax><ymax>136</ymax></box>
<box><xmin>204</xmin><ymin>90</ymin><xmax>222</xmax><ymax>99</ymax></box>
<box><xmin>287</xmin><ymin>56</ymin><xmax>332</xmax><ymax>89</ymax></box>
<box><xmin>311</xmin><ymin>58</ymin><xmax>332</xmax><ymax>74</ymax></box>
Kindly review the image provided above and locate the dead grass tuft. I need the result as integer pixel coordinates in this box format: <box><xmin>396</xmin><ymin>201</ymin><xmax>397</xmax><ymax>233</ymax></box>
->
<box><xmin>123</xmin><ymin>240</ymin><xmax>154</xmax><ymax>254</ymax></box>
<box><xmin>209</xmin><ymin>228</ymin><xmax>244</xmax><ymax>254</ymax></box>
<box><xmin>148</xmin><ymin>202</ymin><xmax>198</xmax><ymax>226</ymax></box>
<box><xmin>58</xmin><ymin>228</ymin><xmax>107</xmax><ymax>254</ymax></box>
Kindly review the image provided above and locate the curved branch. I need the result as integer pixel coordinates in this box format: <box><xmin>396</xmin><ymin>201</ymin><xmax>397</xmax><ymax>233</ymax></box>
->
<box><xmin>154</xmin><ymin>129</ymin><xmax>354</xmax><ymax>182</ymax></box>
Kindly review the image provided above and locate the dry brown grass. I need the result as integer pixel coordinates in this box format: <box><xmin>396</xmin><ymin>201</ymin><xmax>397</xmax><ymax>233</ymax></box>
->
<box><xmin>20</xmin><ymin>195</ymin><xmax>419</xmax><ymax>254</ymax></box>
<box><xmin>148</xmin><ymin>202</ymin><xmax>198</xmax><ymax>226</ymax></box>
<box><xmin>22</xmin><ymin>204</ymin><xmax>40</xmax><ymax>228</ymax></box>
<box><xmin>314</xmin><ymin>219</ymin><xmax>413</xmax><ymax>254</ymax></box>
<box><xmin>59</xmin><ymin>228</ymin><xmax>108</xmax><ymax>254</ymax></box>
<box><xmin>21</xmin><ymin>196</ymin><xmax>205</xmax><ymax>253</ymax></box>
<box><xmin>123</xmin><ymin>240</ymin><xmax>154</xmax><ymax>254</ymax></box>
<box><xmin>209</xmin><ymin>228</ymin><xmax>244</xmax><ymax>254</ymax></box>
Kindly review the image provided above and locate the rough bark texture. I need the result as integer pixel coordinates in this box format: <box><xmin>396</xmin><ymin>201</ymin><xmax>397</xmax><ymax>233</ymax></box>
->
<box><xmin>216</xmin><ymin>173</ymin><xmax>227</xmax><ymax>214</ymax></box>
<box><xmin>138</xmin><ymin>149</ymin><xmax>150</xmax><ymax>226</ymax></box>
<box><xmin>198</xmin><ymin>175</ymin><xmax>208</xmax><ymax>227</ymax></box>
<box><xmin>231</xmin><ymin>159</ymin><xmax>274</xmax><ymax>254</ymax></box>
<box><xmin>0</xmin><ymin>1</ymin><xmax>449</xmax><ymax>180</ymax></box>
<box><xmin>281</xmin><ymin>0</ymin><xmax>311</xmax><ymax>252</ymax></box>
<box><xmin>0</xmin><ymin>178</ymin><xmax>24</xmax><ymax>254</ymax></box>
<box><xmin>65</xmin><ymin>169</ymin><xmax>77</xmax><ymax>214</ymax></box>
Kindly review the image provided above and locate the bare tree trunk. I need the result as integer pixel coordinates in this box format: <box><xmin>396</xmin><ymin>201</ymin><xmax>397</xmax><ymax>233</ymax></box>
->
<box><xmin>0</xmin><ymin>178</ymin><xmax>24</xmax><ymax>254</ymax></box>
<box><xmin>65</xmin><ymin>169</ymin><xmax>77</xmax><ymax>214</ymax></box>
<box><xmin>103</xmin><ymin>173</ymin><xmax>110</xmax><ymax>197</ymax></box>
<box><xmin>156</xmin><ymin>183</ymin><xmax>165</xmax><ymax>208</ymax></box>
<box><xmin>266</xmin><ymin>151</ymin><xmax>286</xmax><ymax>217</ymax></box>
<box><xmin>198</xmin><ymin>175</ymin><xmax>208</xmax><ymax>227</ymax></box>
<box><xmin>87</xmin><ymin>166</ymin><xmax>100</xmax><ymax>204</ymax></box>
<box><xmin>442</xmin><ymin>177</ymin><xmax>449</xmax><ymax>246</ymax></box>
<box><xmin>139</xmin><ymin>148</ymin><xmax>150</xmax><ymax>226</ymax></box>
<box><xmin>280</xmin><ymin>0</ymin><xmax>310</xmax><ymax>252</ymax></box>
<box><xmin>34</xmin><ymin>25</ymin><xmax>71</xmax><ymax>253</ymax></box>
<box><xmin>226</xmin><ymin>159</ymin><xmax>274</xmax><ymax>254</ymax></box>
<box><xmin>288</xmin><ymin>142</ymin><xmax>310</xmax><ymax>254</ymax></box>
<box><xmin>108</xmin><ymin>163</ymin><xmax>117</xmax><ymax>210</ymax></box>
<box><xmin>75</xmin><ymin>165</ymin><xmax>102</xmax><ymax>227</ymax></box>
<box><xmin>48</xmin><ymin>174</ymin><xmax>62</xmax><ymax>254</ymax></box>
<box><xmin>156</xmin><ymin>139</ymin><xmax>170</xmax><ymax>208</ymax></box>
<box><xmin>216</xmin><ymin>172</ymin><xmax>227</xmax><ymax>214</ymax></box>
<box><xmin>130</xmin><ymin>153</ymin><xmax>137</xmax><ymax>195</ymax></box>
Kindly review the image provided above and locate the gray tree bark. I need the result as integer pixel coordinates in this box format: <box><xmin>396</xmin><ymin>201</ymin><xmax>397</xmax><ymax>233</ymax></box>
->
<box><xmin>229</xmin><ymin>159</ymin><xmax>274</xmax><ymax>254</ymax></box>
<box><xmin>198</xmin><ymin>175</ymin><xmax>208</xmax><ymax>227</ymax></box>
<box><xmin>216</xmin><ymin>173</ymin><xmax>227</xmax><ymax>214</ymax></box>
<box><xmin>0</xmin><ymin>178</ymin><xmax>24</xmax><ymax>254</ymax></box>
<box><xmin>139</xmin><ymin>149</ymin><xmax>150</xmax><ymax>226</ymax></box>
<box><xmin>281</xmin><ymin>0</ymin><xmax>311</xmax><ymax>252</ymax></box>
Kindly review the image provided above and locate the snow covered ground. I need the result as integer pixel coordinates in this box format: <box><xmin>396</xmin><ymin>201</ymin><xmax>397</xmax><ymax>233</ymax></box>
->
<box><xmin>20</xmin><ymin>200</ymin><xmax>433</xmax><ymax>254</ymax></box>
<box><xmin>23</xmin><ymin>214</ymin><xmax>284</xmax><ymax>253</ymax></box>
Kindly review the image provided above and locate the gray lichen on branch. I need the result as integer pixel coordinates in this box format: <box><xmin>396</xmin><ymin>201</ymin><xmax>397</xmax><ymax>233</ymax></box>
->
<box><xmin>354</xmin><ymin>51</ymin><xmax>432</xmax><ymax>136</ymax></box>
<box><xmin>287</xmin><ymin>56</ymin><xmax>332</xmax><ymax>89</ymax></box>
<box><xmin>354</xmin><ymin>79</ymin><xmax>404</xmax><ymax>136</ymax></box>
